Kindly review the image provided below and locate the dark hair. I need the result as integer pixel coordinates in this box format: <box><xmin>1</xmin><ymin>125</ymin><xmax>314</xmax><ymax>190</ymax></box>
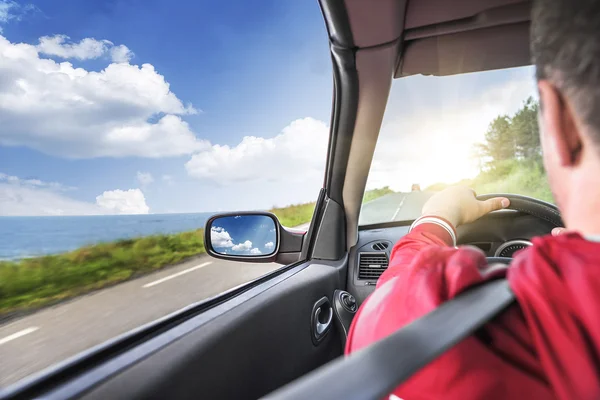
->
<box><xmin>531</xmin><ymin>0</ymin><xmax>600</xmax><ymax>132</ymax></box>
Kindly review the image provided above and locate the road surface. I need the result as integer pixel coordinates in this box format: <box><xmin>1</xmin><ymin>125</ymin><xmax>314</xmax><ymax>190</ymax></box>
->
<box><xmin>0</xmin><ymin>192</ymin><xmax>427</xmax><ymax>387</ymax></box>
<box><xmin>359</xmin><ymin>191</ymin><xmax>433</xmax><ymax>225</ymax></box>
<box><xmin>0</xmin><ymin>257</ymin><xmax>279</xmax><ymax>386</ymax></box>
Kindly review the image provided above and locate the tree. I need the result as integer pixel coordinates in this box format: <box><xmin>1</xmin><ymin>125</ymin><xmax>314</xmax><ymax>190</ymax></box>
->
<box><xmin>475</xmin><ymin>97</ymin><xmax>542</xmax><ymax>171</ymax></box>
<box><xmin>511</xmin><ymin>97</ymin><xmax>541</xmax><ymax>160</ymax></box>
<box><xmin>480</xmin><ymin>115</ymin><xmax>514</xmax><ymax>163</ymax></box>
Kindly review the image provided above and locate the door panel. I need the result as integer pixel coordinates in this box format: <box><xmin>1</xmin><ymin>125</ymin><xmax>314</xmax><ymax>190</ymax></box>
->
<box><xmin>80</xmin><ymin>261</ymin><xmax>346</xmax><ymax>400</ymax></box>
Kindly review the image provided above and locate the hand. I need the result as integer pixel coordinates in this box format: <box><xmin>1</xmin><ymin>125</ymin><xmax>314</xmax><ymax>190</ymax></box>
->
<box><xmin>551</xmin><ymin>227</ymin><xmax>569</xmax><ymax>236</ymax></box>
<box><xmin>421</xmin><ymin>186</ymin><xmax>510</xmax><ymax>227</ymax></box>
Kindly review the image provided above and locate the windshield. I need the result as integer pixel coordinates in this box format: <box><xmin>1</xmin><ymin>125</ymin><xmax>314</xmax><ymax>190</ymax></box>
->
<box><xmin>359</xmin><ymin>66</ymin><xmax>552</xmax><ymax>226</ymax></box>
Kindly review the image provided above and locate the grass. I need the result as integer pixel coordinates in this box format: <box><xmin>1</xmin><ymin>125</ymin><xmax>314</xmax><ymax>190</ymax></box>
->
<box><xmin>471</xmin><ymin>162</ymin><xmax>553</xmax><ymax>203</ymax></box>
<box><xmin>271</xmin><ymin>203</ymin><xmax>316</xmax><ymax>227</ymax></box>
<box><xmin>0</xmin><ymin>230</ymin><xmax>205</xmax><ymax>315</ymax></box>
<box><xmin>362</xmin><ymin>186</ymin><xmax>394</xmax><ymax>203</ymax></box>
<box><xmin>0</xmin><ymin>188</ymin><xmax>395</xmax><ymax>316</ymax></box>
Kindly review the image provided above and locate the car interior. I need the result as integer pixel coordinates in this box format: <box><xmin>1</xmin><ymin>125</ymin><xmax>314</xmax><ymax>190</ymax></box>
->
<box><xmin>0</xmin><ymin>0</ymin><xmax>561</xmax><ymax>399</ymax></box>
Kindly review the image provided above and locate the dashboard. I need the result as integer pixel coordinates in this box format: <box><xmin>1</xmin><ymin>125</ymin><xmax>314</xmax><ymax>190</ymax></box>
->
<box><xmin>348</xmin><ymin>210</ymin><xmax>556</xmax><ymax>305</ymax></box>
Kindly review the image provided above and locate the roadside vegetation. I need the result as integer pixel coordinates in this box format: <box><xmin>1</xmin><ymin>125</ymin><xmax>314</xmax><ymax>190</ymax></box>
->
<box><xmin>271</xmin><ymin>203</ymin><xmax>316</xmax><ymax>227</ymax></box>
<box><xmin>0</xmin><ymin>230</ymin><xmax>206</xmax><ymax>315</ymax></box>
<box><xmin>362</xmin><ymin>186</ymin><xmax>394</xmax><ymax>203</ymax></box>
<box><xmin>0</xmin><ymin>188</ymin><xmax>394</xmax><ymax>315</ymax></box>
<box><xmin>426</xmin><ymin>97</ymin><xmax>553</xmax><ymax>203</ymax></box>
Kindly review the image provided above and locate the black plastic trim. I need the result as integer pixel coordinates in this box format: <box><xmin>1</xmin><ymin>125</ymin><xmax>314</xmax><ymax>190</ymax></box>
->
<box><xmin>311</xmin><ymin>197</ymin><xmax>346</xmax><ymax>260</ymax></box>
<box><xmin>358</xmin><ymin>219</ymin><xmax>414</xmax><ymax>231</ymax></box>
<box><xmin>323</xmin><ymin>44</ymin><xmax>358</xmax><ymax>205</ymax></box>
<box><xmin>318</xmin><ymin>0</ymin><xmax>355</xmax><ymax>49</ymax></box>
<box><xmin>301</xmin><ymin>188</ymin><xmax>326</xmax><ymax>261</ymax></box>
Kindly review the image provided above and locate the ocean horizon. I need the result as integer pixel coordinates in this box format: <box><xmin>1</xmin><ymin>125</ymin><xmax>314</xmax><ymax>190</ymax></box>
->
<box><xmin>0</xmin><ymin>212</ymin><xmax>217</xmax><ymax>260</ymax></box>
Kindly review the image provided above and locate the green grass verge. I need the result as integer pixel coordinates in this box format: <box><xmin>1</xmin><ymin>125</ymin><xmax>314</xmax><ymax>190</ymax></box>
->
<box><xmin>271</xmin><ymin>203</ymin><xmax>316</xmax><ymax>228</ymax></box>
<box><xmin>362</xmin><ymin>186</ymin><xmax>394</xmax><ymax>203</ymax></box>
<box><xmin>0</xmin><ymin>230</ymin><xmax>205</xmax><ymax>314</ymax></box>
<box><xmin>0</xmin><ymin>188</ymin><xmax>395</xmax><ymax>315</ymax></box>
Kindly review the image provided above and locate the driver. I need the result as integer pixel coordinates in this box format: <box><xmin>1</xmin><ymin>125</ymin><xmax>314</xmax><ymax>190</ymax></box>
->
<box><xmin>346</xmin><ymin>1</ymin><xmax>600</xmax><ymax>399</ymax></box>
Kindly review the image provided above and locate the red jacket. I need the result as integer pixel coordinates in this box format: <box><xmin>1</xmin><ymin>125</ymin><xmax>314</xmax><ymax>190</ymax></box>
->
<box><xmin>345</xmin><ymin>224</ymin><xmax>600</xmax><ymax>400</ymax></box>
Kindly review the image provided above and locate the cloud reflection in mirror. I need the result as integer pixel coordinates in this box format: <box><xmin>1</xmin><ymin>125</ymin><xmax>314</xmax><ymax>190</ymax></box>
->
<box><xmin>209</xmin><ymin>215</ymin><xmax>277</xmax><ymax>256</ymax></box>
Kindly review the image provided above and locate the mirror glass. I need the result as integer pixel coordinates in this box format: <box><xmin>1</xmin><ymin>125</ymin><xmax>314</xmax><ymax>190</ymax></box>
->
<box><xmin>209</xmin><ymin>214</ymin><xmax>277</xmax><ymax>257</ymax></box>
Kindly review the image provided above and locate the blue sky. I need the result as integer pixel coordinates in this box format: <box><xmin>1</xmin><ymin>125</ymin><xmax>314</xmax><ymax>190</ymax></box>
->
<box><xmin>0</xmin><ymin>0</ymin><xmax>332</xmax><ymax>215</ymax></box>
<box><xmin>0</xmin><ymin>0</ymin><xmax>536</xmax><ymax>216</ymax></box>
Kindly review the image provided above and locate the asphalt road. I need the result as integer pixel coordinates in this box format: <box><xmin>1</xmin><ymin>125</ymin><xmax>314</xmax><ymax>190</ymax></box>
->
<box><xmin>359</xmin><ymin>191</ymin><xmax>434</xmax><ymax>225</ymax></box>
<box><xmin>0</xmin><ymin>195</ymin><xmax>426</xmax><ymax>387</ymax></box>
<box><xmin>0</xmin><ymin>257</ymin><xmax>280</xmax><ymax>387</ymax></box>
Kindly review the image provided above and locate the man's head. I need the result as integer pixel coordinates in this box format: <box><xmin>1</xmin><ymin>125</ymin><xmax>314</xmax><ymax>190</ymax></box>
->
<box><xmin>532</xmin><ymin>0</ymin><xmax>600</xmax><ymax>232</ymax></box>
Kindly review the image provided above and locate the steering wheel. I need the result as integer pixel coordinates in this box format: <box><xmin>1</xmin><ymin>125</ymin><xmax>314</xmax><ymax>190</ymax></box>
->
<box><xmin>475</xmin><ymin>193</ymin><xmax>563</xmax><ymax>265</ymax></box>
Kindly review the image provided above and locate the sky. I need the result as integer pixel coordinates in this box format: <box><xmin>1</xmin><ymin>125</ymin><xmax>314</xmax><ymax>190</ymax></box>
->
<box><xmin>0</xmin><ymin>0</ymin><xmax>536</xmax><ymax>216</ymax></box>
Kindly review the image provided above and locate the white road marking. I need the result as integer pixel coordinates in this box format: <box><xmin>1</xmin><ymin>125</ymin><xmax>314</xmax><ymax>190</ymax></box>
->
<box><xmin>0</xmin><ymin>327</ymin><xmax>39</xmax><ymax>346</ymax></box>
<box><xmin>142</xmin><ymin>262</ymin><xmax>213</xmax><ymax>288</ymax></box>
<box><xmin>391</xmin><ymin>196</ymin><xmax>406</xmax><ymax>221</ymax></box>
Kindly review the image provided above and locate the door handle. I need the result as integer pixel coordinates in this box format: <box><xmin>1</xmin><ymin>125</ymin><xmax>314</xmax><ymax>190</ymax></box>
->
<box><xmin>315</xmin><ymin>306</ymin><xmax>333</xmax><ymax>335</ymax></box>
<box><xmin>311</xmin><ymin>297</ymin><xmax>332</xmax><ymax>345</ymax></box>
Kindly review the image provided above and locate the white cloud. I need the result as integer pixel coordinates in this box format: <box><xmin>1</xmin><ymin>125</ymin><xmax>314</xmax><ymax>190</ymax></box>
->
<box><xmin>0</xmin><ymin>34</ymin><xmax>207</xmax><ymax>158</ymax></box>
<box><xmin>0</xmin><ymin>183</ymin><xmax>107</xmax><ymax>216</ymax></box>
<box><xmin>0</xmin><ymin>173</ymin><xmax>153</xmax><ymax>216</ymax></box>
<box><xmin>0</xmin><ymin>1</ymin><xmax>37</xmax><ymax>30</ymax></box>
<box><xmin>136</xmin><ymin>171</ymin><xmax>154</xmax><ymax>186</ymax></box>
<box><xmin>265</xmin><ymin>241</ymin><xmax>274</xmax><ymax>249</ymax></box>
<box><xmin>110</xmin><ymin>44</ymin><xmax>133</xmax><ymax>63</ymax></box>
<box><xmin>185</xmin><ymin>117</ymin><xmax>328</xmax><ymax>185</ymax></box>
<box><xmin>183</xmin><ymin>117</ymin><xmax>330</xmax><ymax>209</ymax></box>
<box><xmin>37</xmin><ymin>35</ymin><xmax>111</xmax><ymax>60</ymax></box>
<box><xmin>0</xmin><ymin>1</ymin><xmax>16</xmax><ymax>25</ymax></box>
<box><xmin>250</xmin><ymin>248</ymin><xmax>261</xmax><ymax>255</ymax></box>
<box><xmin>36</xmin><ymin>35</ymin><xmax>134</xmax><ymax>63</ymax></box>
<box><xmin>95</xmin><ymin>189</ymin><xmax>149</xmax><ymax>215</ymax></box>
<box><xmin>0</xmin><ymin>1</ymin><xmax>35</xmax><ymax>31</ymax></box>
<box><xmin>0</xmin><ymin>172</ymin><xmax>74</xmax><ymax>191</ymax></box>
<box><xmin>0</xmin><ymin>172</ymin><xmax>105</xmax><ymax>216</ymax></box>
<box><xmin>210</xmin><ymin>226</ymin><xmax>234</xmax><ymax>248</ymax></box>
<box><xmin>232</xmin><ymin>240</ymin><xmax>252</xmax><ymax>251</ymax></box>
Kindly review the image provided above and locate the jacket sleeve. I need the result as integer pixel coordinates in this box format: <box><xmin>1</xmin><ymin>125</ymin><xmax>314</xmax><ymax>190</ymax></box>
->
<box><xmin>375</xmin><ymin>223</ymin><xmax>455</xmax><ymax>288</ymax></box>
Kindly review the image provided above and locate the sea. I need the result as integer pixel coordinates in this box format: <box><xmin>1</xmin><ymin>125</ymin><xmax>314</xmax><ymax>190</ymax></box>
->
<box><xmin>0</xmin><ymin>213</ymin><xmax>215</xmax><ymax>261</ymax></box>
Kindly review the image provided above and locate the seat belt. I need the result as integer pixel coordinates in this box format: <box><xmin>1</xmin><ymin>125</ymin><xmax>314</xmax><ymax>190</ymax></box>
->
<box><xmin>263</xmin><ymin>279</ymin><xmax>515</xmax><ymax>400</ymax></box>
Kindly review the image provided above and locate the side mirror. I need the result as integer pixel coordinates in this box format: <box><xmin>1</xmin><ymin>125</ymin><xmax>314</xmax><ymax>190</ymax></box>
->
<box><xmin>204</xmin><ymin>212</ymin><xmax>305</xmax><ymax>264</ymax></box>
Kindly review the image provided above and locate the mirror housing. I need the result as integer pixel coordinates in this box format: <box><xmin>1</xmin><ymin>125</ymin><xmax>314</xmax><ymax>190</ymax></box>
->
<box><xmin>204</xmin><ymin>212</ymin><xmax>305</xmax><ymax>264</ymax></box>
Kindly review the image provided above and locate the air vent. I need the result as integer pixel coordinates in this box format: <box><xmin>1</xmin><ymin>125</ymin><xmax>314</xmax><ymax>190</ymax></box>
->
<box><xmin>372</xmin><ymin>242</ymin><xmax>389</xmax><ymax>251</ymax></box>
<box><xmin>358</xmin><ymin>252</ymin><xmax>389</xmax><ymax>280</ymax></box>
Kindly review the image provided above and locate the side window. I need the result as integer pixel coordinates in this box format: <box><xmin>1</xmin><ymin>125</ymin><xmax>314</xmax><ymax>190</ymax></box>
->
<box><xmin>0</xmin><ymin>1</ymin><xmax>331</xmax><ymax>387</ymax></box>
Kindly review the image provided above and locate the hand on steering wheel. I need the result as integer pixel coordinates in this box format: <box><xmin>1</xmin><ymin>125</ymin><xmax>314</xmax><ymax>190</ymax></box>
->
<box><xmin>421</xmin><ymin>187</ymin><xmax>564</xmax><ymax>265</ymax></box>
<box><xmin>421</xmin><ymin>186</ymin><xmax>510</xmax><ymax>227</ymax></box>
